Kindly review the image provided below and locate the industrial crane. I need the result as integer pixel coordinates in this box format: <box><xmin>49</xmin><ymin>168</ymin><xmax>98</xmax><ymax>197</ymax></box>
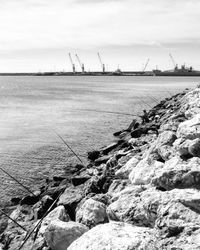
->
<box><xmin>169</xmin><ymin>53</ymin><xmax>177</xmax><ymax>69</ymax></box>
<box><xmin>75</xmin><ymin>54</ymin><xmax>85</xmax><ymax>73</ymax></box>
<box><xmin>68</xmin><ymin>53</ymin><xmax>76</xmax><ymax>73</ymax></box>
<box><xmin>143</xmin><ymin>58</ymin><xmax>150</xmax><ymax>72</ymax></box>
<box><xmin>97</xmin><ymin>52</ymin><xmax>105</xmax><ymax>73</ymax></box>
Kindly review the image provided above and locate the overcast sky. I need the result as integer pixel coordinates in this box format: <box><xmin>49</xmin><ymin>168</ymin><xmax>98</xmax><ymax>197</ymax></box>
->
<box><xmin>0</xmin><ymin>0</ymin><xmax>200</xmax><ymax>72</ymax></box>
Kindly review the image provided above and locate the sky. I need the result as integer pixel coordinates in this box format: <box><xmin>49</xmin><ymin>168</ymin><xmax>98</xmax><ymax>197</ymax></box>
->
<box><xmin>0</xmin><ymin>0</ymin><xmax>200</xmax><ymax>72</ymax></box>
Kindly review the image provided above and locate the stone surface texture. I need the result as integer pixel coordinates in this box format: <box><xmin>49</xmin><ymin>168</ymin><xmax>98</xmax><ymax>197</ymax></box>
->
<box><xmin>68</xmin><ymin>222</ymin><xmax>157</xmax><ymax>250</ymax></box>
<box><xmin>44</xmin><ymin>220</ymin><xmax>88</xmax><ymax>250</ymax></box>
<box><xmin>76</xmin><ymin>198</ymin><xmax>108</xmax><ymax>228</ymax></box>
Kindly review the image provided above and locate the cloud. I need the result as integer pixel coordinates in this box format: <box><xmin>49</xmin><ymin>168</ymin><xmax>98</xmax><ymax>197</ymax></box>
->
<box><xmin>0</xmin><ymin>0</ymin><xmax>200</xmax><ymax>71</ymax></box>
<box><xmin>0</xmin><ymin>0</ymin><xmax>200</xmax><ymax>52</ymax></box>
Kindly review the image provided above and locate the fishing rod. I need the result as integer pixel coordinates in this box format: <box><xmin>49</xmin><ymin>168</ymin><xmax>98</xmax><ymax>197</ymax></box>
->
<box><xmin>18</xmin><ymin>190</ymin><xmax>63</xmax><ymax>250</ymax></box>
<box><xmin>146</xmin><ymin>94</ymin><xmax>160</xmax><ymax>104</ymax></box>
<box><xmin>52</xmin><ymin>130</ymin><xmax>84</xmax><ymax>164</ymax></box>
<box><xmin>162</xmin><ymin>87</ymin><xmax>174</xmax><ymax>97</ymax></box>
<box><xmin>138</xmin><ymin>97</ymin><xmax>153</xmax><ymax>110</ymax></box>
<box><xmin>0</xmin><ymin>208</ymin><xmax>27</xmax><ymax>231</ymax></box>
<box><xmin>0</xmin><ymin>166</ymin><xmax>35</xmax><ymax>196</ymax></box>
<box><xmin>143</xmin><ymin>95</ymin><xmax>157</xmax><ymax>105</ymax></box>
<box><xmin>151</xmin><ymin>95</ymin><xmax>160</xmax><ymax>103</ymax></box>
<box><xmin>74</xmin><ymin>108</ymin><xmax>140</xmax><ymax>117</ymax></box>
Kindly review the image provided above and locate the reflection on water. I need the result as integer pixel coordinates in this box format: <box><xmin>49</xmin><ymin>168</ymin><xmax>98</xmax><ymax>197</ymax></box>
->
<box><xmin>0</xmin><ymin>75</ymin><xmax>197</xmax><ymax>203</ymax></box>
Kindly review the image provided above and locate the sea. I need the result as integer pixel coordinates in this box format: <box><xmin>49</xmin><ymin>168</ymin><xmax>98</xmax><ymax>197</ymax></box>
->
<box><xmin>0</xmin><ymin>75</ymin><xmax>198</xmax><ymax>204</ymax></box>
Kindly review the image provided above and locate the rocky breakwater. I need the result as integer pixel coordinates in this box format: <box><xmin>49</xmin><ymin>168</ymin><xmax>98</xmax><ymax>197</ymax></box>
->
<box><xmin>1</xmin><ymin>86</ymin><xmax>200</xmax><ymax>249</ymax></box>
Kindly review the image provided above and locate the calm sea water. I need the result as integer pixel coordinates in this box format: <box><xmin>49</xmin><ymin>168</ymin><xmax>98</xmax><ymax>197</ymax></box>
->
<box><xmin>0</xmin><ymin>76</ymin><xmax>198</xmax><ymax>203</ymax></box>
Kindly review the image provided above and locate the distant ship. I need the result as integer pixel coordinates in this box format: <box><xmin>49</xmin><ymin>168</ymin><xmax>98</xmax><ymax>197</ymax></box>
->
<box><xmin>153</xmin><ymin>64</ymin><xmax>200</xmax><ymax>76</ymax></box>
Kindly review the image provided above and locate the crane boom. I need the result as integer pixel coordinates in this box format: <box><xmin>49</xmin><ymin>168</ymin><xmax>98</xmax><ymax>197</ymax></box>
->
<box><xmin>97</xmin><ymin>52</ymin><xmax>105</xmax><ymax>73</ymax></box>
<box><xmin>75</xmin><ymin>54</ymin><xmax>85</xmax><ymax>73</ymax></box>
<box><xmin>169</xmin><ymin>53</ymin><xmax>176</xmax><ymax>68</ymax></box>
<box><xmin>75</xmin><ymin>54</ymin><xmax>82</xmax><ymax>67</ymax></box>
<box><xmin>68</xmin><ymin>53</ymin><xmax>76</xmax><ymax>73</ymax></box>
<box><xmin>143</xmin><ymin>58</ymin><xmax>150</xmax><ymax>72</ymax></box>
<box><xmin>97</xmin><ymin>52</ymin><xmax>103</xmax><ymax>66</ymax></box>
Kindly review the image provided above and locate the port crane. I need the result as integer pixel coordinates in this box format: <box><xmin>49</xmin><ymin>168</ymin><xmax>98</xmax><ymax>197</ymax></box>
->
<box><xmin>75</xmin><ymin>54</ymin><xmax>85</xmax><ymax>73</ymax></box>
<box><xmin>169</xmin><ymin>53</ymin><xmax>177</xmax><ymax>68</ymax></box>
<box><xmin>97</xmin><ymin>52</ymin><xmax>105</xmax><ymax>73</ymax></box>
<box><xmin>143</xmin><ymin>58</ymin><xmax>150</xmax><ymax>72</ymax></box>
<box><xmin>68</xmin><ymin>53</ymin><xmax>76</xmax><ymax>73</ymax></box>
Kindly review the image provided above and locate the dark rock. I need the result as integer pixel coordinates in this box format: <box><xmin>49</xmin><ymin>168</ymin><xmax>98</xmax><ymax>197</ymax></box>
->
<box><xmin>84</xmin><ymin>174</ymin><xmax>112</xmax><ymax>195</ymax></box>
<box><xmin>84</xmin><ymin>176</ymin><xmax>102</xmax><ymax>195</ymax></box>
<box><xmin>74</xmin><ymin>164</ymin><xmax>85</xmax><ymax>171</ymax></box>
<box><xmin>58</xmin><ymin>185</ymin><xmax>85</xmax><ymax>220</ymax></box>
<box><xmin>94</xmin><ymin>155</ymin><xmax>111</xmax><ymax>166</ymax></box>
<box><xmin>20</xmin><ymin>195</ymin><xmax>40</xmax><ymax>206</ymax></box>
<box><xmin>88</xmin><ymin>150</ymin><xmax>100</xmax><ymax>161</ymax></box>
<box><xmin>113</xmin><ymin>130</ymin><xmax>123</xmax><ymax>137</ymax></box>
<box><xmin>161</xmin><ymin>226</ymin><xmax>184</xmax><ymax>238</ymax></box>
<box><xmin>53</xmin><ymin>176</ymin><xmax>66</xmax><ymax>182</ymax></box>
<box><xmin>131</xmin><ymin>125</ymin><xmax>159</xmax><ymax>138</ymax></box>
<box><xmin>71</xmin><ymin>176</ymin><xmax>91</xmax><ymax>186</ymax></box>
<box><xmin>10</xmin><ymin>197</ymin><xmax>21</xmax><ymax>205</ymax></box>
<box><xmin>101</xmin><ymin>142</ymin><xmax>118</xmax><ymax>155</ymax></box>
<box><xmin>32</xmin><ymin>195</ymin><xmax>54</xmax><ymax>219</ymax></box>
<box><xmin>119</xmin><ymin>141</ymin><xmax>130</xmax><ymax>150</ymax></box>
<box><xmin>131</xmin><ymin>129</ymin><xmax>142</xmax><ymax>138</ymax></box>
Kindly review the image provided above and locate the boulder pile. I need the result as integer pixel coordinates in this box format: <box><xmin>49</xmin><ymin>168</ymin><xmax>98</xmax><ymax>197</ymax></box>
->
<box><xmin>1</xmin><ymin>86</ymin><xmax>200</xmax><ymax>249</ymax></box>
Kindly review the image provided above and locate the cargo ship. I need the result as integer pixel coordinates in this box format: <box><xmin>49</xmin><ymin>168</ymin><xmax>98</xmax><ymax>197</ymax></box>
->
<box><xmin>153</xmin><ymin>64</ymin><xmax>200</xmax><ymax>76</ymax></box>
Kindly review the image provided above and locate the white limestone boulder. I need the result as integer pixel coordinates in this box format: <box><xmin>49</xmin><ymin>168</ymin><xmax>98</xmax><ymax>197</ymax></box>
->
<box><xmin>179</xmin><ymin>88</ymin><xmax>200</xmax><ymax>119</ymax></box>
<box><xmin>188</xmin><ymin>138</ymin><xmax>200</xmax><ymax>157</ymax></box>
<box><xmin>107</xmin><ymin>179</ymin><xmax>130</xmax><ymax>196</ymax></box>
<box><xmin>76</xmin><ymin>198</ymin><xmax>108</xmax><ymax>228</ymax></box>
<box><xmin>110</xmin><ymin>184</ymin><xmax>147</xmax><ymax>201</ymax></box>
<box><xmin>177</xmin><ymin>114</ymin><xmax>200</xmax><ymax>140</ymax></box>
<box><xmin>176</xmin><ymin>138</ymin><xmax>200</xmax><ymax>157</ymax></box>
<box><xmin>151</xmin><ymin>156</ymin><xmax>200</xmax><ymax>190</ymax></box>
<box><xmin>129</xmin><ymin>158</ymin><xmax>164</xmax><ymax>185</ymax></box>
<box><xmin>57</xmin><ymin>185</ymin><xmax>85</xmax><ymax>207</ymax></box>
<box><xmin>44</xmin><ymin>220</ymin><xmax>88</xmax><ymax>250</ymax></box>
<box><xmin>175</xmin><ymin>138</ymin><xmax>192</xmax><ymax>156</ymax></box>
<box><xmin>107</xmin><ymin>187</ymin><xmax>200</xmax><ymax>229</ymax></box>
<box><xmin>157</xmin><ymin>145</ymin><xmax>176</xmax><ymax>161</ymax></box>
<box><xmin>156</xmin><ymin>130</ymin><xmax>177</xmax><ymax>146</ymax></box>
<box><xmin>68</xmin><ymin>222</ymin><xmax>157</xmax><ymax>250</ymax></box>
<box><xmin>156</xmin><ymin>199</ymin><xmax>200</xmax><ymax>235</ymax></box>
<box><xmin>115</xmin><ymin>157</ymin><xmax>139</xmax><ymax>179</ymax></box>
<box><xmin>146</xmin><ymin>131</ymin><xmax>177</xmax><ymax>156</ymax></box>
<box><xmin>39</xmin><ymin>205</ymin><xmax>70</xmax><ymax>234</ymax></box>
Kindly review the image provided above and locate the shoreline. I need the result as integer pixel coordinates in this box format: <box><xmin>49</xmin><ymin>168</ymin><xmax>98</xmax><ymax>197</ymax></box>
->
<box><xmin>1</xmin><ymin>85</ymin><xmax>200</xmax><ymax>249</ymax></box>
<box><xmin>1</xmin><ymin>72</ymin><xmax>200</xmax><ymax>77</ymax></box>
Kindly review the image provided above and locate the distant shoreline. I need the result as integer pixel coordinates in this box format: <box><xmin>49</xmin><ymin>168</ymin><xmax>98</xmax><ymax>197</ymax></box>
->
<box><xmin>0</xmin><ymin>71</ymin><xmax>152</xmax><ymax>76</ymax></box>
<box><xmin>1</xmin><ymin>72</ymin><xmax>200</xmax><ymax>76</ymax></box>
